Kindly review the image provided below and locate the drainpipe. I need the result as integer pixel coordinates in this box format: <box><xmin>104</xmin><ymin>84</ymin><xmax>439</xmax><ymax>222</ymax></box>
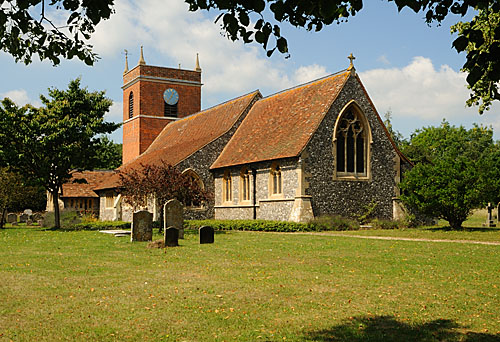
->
<box><xmin>252</xmin><ymin>169</ymin><xmax>257</xmax><ymax>220</ymax></box>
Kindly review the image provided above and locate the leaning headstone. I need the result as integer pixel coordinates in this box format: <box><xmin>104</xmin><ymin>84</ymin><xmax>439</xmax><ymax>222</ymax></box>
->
<box><xmin>11</xmin><ymin>222</ymin><xmax>18</xmax><ymax>226</ymax></box>
<box><xmin>164</xmin><ymin>199</ymin><xmax>184</xmax><ymax>239</ymax></box>
<box><xmin>131</xmin><ymin>210</ymin><xmax>153</xmax><ymax>242</ymax></box>
<box><xmin>23</xmin><ymin>209</ymin><xmax>33</xmax><ymax>217</ymax></box>
<box><xmin>7</xmin><ymin>213</ymin><xmax>17</xmax><ymax>223</ymax></box>
<box><xmin>486</xmin><ymin>203</ymin><xmax>495</xmax><ymax>228</ymax></box>
<box><xmin>164</xmin><ymin>226</ymin><xmax>179</xmax><ymax>247</ymax></box>
<box><xmin>19</xmin><ymin>214</ymin><xmax>28</xmax><ymax>223</ymax></box>
<box><xmin>32</xmin><ymin>213</ymin><xmax>43</xmax><ymax>221</ymax></box>
<box><xmin>199</xmin><ymin>225</ymin><xmax>214</xmax><ymax>244</ymax></box>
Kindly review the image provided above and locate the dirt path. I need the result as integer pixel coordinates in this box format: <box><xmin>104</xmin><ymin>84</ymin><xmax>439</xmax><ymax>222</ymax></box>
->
<box><xmin>288</xmin><ymin>232</ymin><xmax>500</xmax><ymax>246</ymax></box>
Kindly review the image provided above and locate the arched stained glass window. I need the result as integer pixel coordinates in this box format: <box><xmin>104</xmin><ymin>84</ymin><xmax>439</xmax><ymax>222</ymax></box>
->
<box><xmin>335</xmin><ymin>107</ymin><xmax>369</xmax><ymax>178</ymax></box>
<box><xmin>223</xmin><ymin>170</ymin><xmax>232</xmax><ymax>203</ymax></box>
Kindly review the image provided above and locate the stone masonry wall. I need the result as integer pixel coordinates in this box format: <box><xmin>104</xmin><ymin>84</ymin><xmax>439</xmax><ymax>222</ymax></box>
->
<box><xmin>303</xmin><ymin>74</ymin><xmax>397</xmax><ymax>220</ymax></box>
<box><xmin>213</xmin><ymin>157</ymin><xmax>299</xmax><ymax>221</ymax></box>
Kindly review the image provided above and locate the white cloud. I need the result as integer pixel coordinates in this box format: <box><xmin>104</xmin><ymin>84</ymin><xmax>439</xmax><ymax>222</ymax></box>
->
<box><xmin>105</xmin><ymin>101</ymin><xmax>123</xmax><ymax>123</ymax></box>
<box><xmin>293</xmin><ymin>64</ymin><xmax>328</xmax><ymax>85</ymax></box>
<box><xmin>89</xmin><ymin>0</ymin><xmax>327</xmax><ymax>106</ymax></box>
<box><xmin>360</xmin><ymin>57</ymin><xmax>472</xmax><ymax>120</ymax></box>
<box><xmin>0</xmin><ymin>89</ymin><xmax>42</xmax><ymax>107</ymax></box>
<box><xmin>360</xmin><ymin>56</ymin><xmax>500</xmax><ymax>139</ymax></box>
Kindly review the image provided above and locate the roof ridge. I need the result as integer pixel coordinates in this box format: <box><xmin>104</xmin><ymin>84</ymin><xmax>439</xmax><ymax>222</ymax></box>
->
<box><xmin>175</xmin><ymin>89</ymin><xmax>261</xmax><ymax>123</ymax></box>
<box><xmin>262</xmin><ymin>69</ymin><xmax>349</xmax><ymax>100</ymax></box>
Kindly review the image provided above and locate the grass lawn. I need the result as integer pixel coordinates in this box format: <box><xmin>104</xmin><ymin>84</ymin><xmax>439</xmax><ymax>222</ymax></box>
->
<box><xmin>1</xmin><ymin>226</ymin><xmax>499</xmax><ymax>341</ymax></box>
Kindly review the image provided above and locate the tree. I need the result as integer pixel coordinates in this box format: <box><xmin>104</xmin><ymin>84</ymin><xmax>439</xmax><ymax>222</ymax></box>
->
<box><xmin>1</xmin><ymin>1</ymin><xmax>497</xmax><ymax>111</ymax></box>
<box><xmin>451</xmin><ymin>5</ymin><xmax>500</xmax><ymax>114</ymax></box>
<box><xmin>383</xmin><ymin>110</ymin><xmax>406</xmax><ymax>149</ymax></box>
<box><xmin>0</xmin><ymin>79</ymin><xmax>120</xmax><ymax>229</ymax></box>
<box><xmin>399</xmin><ymin>121</ymin><xmax>500</xmax><ymax>229</ymax></box>
<box><xmin>0</xmin><ymin>0</ymin><xmax>114</xmax><ymax>65</ymax></box>
<box><xmin>119</xmin><ymin>160</ymin><xmax>212</xmax><ymax>231</ymax></box>
<box><xmin>184</xmin><ymin>0</ymin><xmax>499</xmax><ymax>113</ymax></box>
<box><xmin>93</xmin><ymin>136</ymin><xmax>122</xmax><ymax>170</ymax></box>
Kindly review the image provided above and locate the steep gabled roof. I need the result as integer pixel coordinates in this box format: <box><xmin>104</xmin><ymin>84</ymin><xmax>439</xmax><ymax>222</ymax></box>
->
<box><xmin>94</xmin><ymin>90</ymin><xmax>261</xmax><ymax>191</ymax></box>
<box><xmin>61</xmin><ymin>170</ymin><xmax>114</xmax><ymax>198</ymax></box>
<box><xmin>210</xmin><ymin>71</ymin><xmax>350</xmax><ymax>169</ymax></box>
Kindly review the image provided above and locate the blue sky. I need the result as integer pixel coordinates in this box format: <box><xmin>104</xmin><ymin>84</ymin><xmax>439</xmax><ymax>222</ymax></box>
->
<box><xmin>1</xmin><ymin>0</ymin><xmax>499</xmax><ymax>142</ymax></box>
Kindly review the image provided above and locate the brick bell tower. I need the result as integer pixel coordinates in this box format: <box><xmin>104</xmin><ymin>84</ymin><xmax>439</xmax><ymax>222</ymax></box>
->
<box><xmin>122</xmin><ymin>47</ymin><xmax>202</xmax><ymax>164</ymax></box>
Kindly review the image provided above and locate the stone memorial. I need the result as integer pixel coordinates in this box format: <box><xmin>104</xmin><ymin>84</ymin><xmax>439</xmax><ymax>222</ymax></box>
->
<box><xmin>26</xmin><ymin>219</ymin><xmax>33</xmax><ymax>226</ymax></box>
<box><xmin>199</xmin><ymin>225</ymin><xmax>214</xmax><ymax>244</ymax></box>
<box><xmin>164</xmin><ymin>199</ymin><xmax>184</xmax><ymax>239</ymax></box>
<box><xmin>497</xmin><ymin>202</ymin><xmax>500</xmax><ymax>225</ymax></box>
<box><xmin>131</xmin><ymin>210</ymin><xmax>153</xmax><ymax>242</ymax></box>
<box><xmin>486</xmin><ymin>203</ymin><xmax>495</xmax><ymax>228</ymax></box>
<box><xmin>19</xmin><ymin>214</ymin><xmax>28</xmax><ymax>223</ymax></box>
<box><xmin>7</xmin><ymin>213</ymin><xmax>17</xmax><ymax>223</ymax></box>
<box><xmin>164</xmin><ymin>226</ymin><xmax>179</xmax><ymax>247</ymax></box>
<box><xmin>23</xmin><ymin>209</ymin><xmax>33</xmax><ymax>216</ymax></box>
<box><xmin>32</xmin><ymin>213</ymin><xmax>43</xmax><ymax>221</ymax></box>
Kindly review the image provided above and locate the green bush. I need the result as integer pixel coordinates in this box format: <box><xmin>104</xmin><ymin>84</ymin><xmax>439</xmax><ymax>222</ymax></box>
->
<box><xmin>70</xmin><ymin>221</ymin><xmax>131</xmax><ymax>231</ymax></box>
<box><xmin>184</xmin><ymin>219</ymin><xmax>310</xmax><ymax>232</ymax></box>
<box><xmin>307</xmin><ymin>215</ymin><xmax>360</xmax><ymax>231</ymax></box>
<box><xmin>369</xmin><ymin>219</ymin><xmax>401</xmax><ymax>230</ymax></box>
<box><xmin>42</xmin><ymin>211</ymin><xmax>83</xmax><ymax>228</ymax></box>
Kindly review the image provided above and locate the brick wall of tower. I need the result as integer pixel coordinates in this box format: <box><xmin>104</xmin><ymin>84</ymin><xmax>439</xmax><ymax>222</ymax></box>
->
<box><xmin>122</xmin><ymin>64</ymin><xmax>202</xmax><ymax>165</ymax></box>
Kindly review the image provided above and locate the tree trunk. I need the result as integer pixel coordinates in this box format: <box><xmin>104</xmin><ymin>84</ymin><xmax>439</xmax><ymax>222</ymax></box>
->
<box><xmin>52</xmin><ymin>189</ymin><xmax>61</xmax><ymax>229</ymax></box>
<box><xmin>0</xmin><ymin>207</ymin><xmax>6</xmax><ymax>229</ymax></box>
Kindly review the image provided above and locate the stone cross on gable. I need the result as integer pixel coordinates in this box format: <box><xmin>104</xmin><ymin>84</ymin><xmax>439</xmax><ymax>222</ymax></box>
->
<box><xmin>348</xmin><ymin>53</ymin><xmax>356</xmax><ymax>69</ymax></box>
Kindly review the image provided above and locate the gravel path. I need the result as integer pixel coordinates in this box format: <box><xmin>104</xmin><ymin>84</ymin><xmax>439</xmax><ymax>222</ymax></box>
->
<box><xmin>288</xmin><ymin>232</ymin><xmax>500</xmax><ymax>246</ymax></box>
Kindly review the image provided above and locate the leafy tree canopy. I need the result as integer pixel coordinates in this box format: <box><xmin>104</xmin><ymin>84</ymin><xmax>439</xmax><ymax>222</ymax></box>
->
<box><xmin>93</xmin><ymin>136</ymin><xmax>122</xmax><ymax>170</ymax></box>
<box><xmin>1</xmin><ymin>1</ymin><xmax>497</xmax><ymax>112</ymax></box>
<box><xmin>399</xmin><ymin>121</ymin><xmax>500</xmax><ymax>229</ymax></box>
<box><xmin>119</xmin><ymin>161</ymin><xmax>212</xmax><ymax>230</ymax></box>
<box><xmin>0</xmin><ymin>78</ymin><xmax>120</xmax><ymax>228</ymax></box>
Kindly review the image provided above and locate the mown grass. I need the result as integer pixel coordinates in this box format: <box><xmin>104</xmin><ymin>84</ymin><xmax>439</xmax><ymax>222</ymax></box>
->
<box><xmin>0</xmin><ymin>226</ymin><xmax>499</xmax><ymax>341</ymax></box>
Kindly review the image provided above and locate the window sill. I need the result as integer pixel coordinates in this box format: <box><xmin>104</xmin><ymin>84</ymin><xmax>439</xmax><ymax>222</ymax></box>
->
<box><xmin>260</xmin><ymin>198</ymin><xmax>294</xmax><ymax>202</ymax></box>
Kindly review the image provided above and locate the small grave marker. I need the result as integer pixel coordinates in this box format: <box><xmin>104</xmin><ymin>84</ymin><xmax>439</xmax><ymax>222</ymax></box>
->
<box><xmin>131</xmin><ymin>210</ymin><xmax>153</xmax><ymax>242</ymax></box>
<box><xmin>164</xmin><ymin>227</ymin><xmax>179</xmax><ymax>247</ymax></box>
<box><xmin>7</xmin><ymin>213</ymin><xmax>17</xmax><ymax>223</ymax></box>
<box><xmin>199</xmin><ymin>226</ymin><xmax>214</xmax><ymax>244</ymax></box>
<box><xmin>486</xmin><ymin>203</ymin><xmax>495</xmax><ymax>228</ymax></box>
<box><xmin>19</xmin><ymin>214</ymin><xmax>28</xmax><ymax>223</ymax></box>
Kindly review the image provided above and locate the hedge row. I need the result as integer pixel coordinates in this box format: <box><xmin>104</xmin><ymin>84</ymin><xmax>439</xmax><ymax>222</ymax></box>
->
<box><xmin>184</xmin><ymin>216</ymin><xmax>363</xmax><ymax>232</ymax></box>
<box><xmin>71</xmin><ymin>221</ymin><xmax>131</xmax><ymax>230</ymax></box>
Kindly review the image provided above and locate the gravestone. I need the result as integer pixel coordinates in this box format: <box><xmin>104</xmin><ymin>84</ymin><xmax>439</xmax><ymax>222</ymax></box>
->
<box><xmin>164</xmin><ymin>199</ymin><xmax>184</xmax><ymax>239</ymax></box>
<box><xmin>164</xmin><ymin>227</ymin><xmax>179</xmax><ymax>247</ymax></box>
<box><xmin>7</xmin><ymin>213</ymin><xmax>17</xmax><ymax>223</ymax></box>
<box><xmin>486</xmin><ymin>203</ymin><xmax>495</xmax><ymax>228</ymax></box>
<box><xmin>23</xmin><ymin>209</ymin><xmax>33</xmax><ymax>217</ymax></box>
<box><xmin>26</xmin><ymin>219</ymin><xmax>33</xmax><ymax>226</ymax></box>
<box><xmin>19</xmin><ymin>214</ymin><xmax>28</xmax><ymax>223</ymax></box>
<box><xmin>131</xmin><ymin>210</ymin><xmax>153</xmax><ymax>242</ymax></box>
<box><xmin>199</xmin><ymin>226</ymin><xmax>214</xmax><ymax>244</ymax></box>
<box><xmin>32</xmin><ymin>213</ymin><xmax>43</xmax><ymax>221</ymax></box>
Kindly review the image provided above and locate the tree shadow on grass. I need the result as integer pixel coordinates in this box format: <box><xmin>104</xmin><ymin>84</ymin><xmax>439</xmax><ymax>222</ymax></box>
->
<box><xmin>426</xmin><ymin>226</ymin><xmax>500</xmax><ymax>232</ymax></box>
<box><xmin>302</xmin><ymin>315</ymin><xmax>500</xmax><ymax>342</ymax></box>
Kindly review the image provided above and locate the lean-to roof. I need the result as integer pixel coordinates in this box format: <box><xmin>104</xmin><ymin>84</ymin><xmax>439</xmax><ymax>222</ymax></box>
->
<box><xmin>61</xmin><ymin>170</ymin><xmax>114</xmax><ymax>198</ymax></box>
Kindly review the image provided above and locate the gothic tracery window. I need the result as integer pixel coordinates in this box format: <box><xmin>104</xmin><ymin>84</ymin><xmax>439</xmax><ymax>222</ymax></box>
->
<box><xmin>223</xmin><ymin>170</ymin><xmax>232</xmax><ymax>203</ymax></box>
<box><xmin>270</xmin><ymin>163</ymin><xmax>282</xmax><ymax>195</ymax></box>
<box><xmin>240</xmin><ymin>167</ymin><xmax>251</xmax><ymax>202</ymax></box>
<box><xmin>335</xmin><ymin>108</ymin><xmax>368</xmax><ymax>178</ymax></box>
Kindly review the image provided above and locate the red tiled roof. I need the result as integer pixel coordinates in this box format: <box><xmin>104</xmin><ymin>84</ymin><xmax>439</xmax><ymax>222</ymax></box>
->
<box><xmin>211</xmin><ymin>71</ymin><xmax>350</xmax><ymax>169</ymax></box>
<box><xmin>94</xmin><ymin>91</ymin><xmax>261</xmax><ymax>190</ymax></box>
<box><xmin>61</xmin><ymin>170</ymin><xmax>115</xmax><ymax>198</ymax></box>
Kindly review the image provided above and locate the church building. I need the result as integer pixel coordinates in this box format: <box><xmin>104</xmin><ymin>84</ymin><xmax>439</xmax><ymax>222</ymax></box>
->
<box><xmin>61</xmin><ymin>50</ymin><xmax>411</xmax><ymax>223</ymax></box>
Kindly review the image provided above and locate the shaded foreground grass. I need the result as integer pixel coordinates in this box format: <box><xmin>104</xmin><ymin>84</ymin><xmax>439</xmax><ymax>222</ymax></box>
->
<box><xmin>0</xmin><ymin>227</ymin><xmax>499</xmax><ymax>341</ymax></box>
